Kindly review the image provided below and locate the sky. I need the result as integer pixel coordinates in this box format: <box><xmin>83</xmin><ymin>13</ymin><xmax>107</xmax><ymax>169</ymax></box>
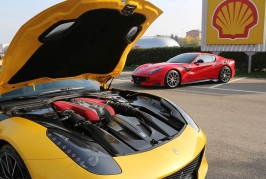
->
<box><xmin>0</xmin><ymin>0</ymin><xmax>202</xmax><ymax>44</ymax></box>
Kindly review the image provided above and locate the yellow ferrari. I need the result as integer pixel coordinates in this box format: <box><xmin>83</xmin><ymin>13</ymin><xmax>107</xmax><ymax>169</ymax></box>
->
<box><xmin>0</xmin><ymin>0</ymin><xmax>207</xmax><ymax>178</ymax></box>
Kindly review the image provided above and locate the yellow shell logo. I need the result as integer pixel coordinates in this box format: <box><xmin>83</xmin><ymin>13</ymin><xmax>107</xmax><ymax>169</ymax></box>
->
<box><xmin>212</xmin><ymin>0</ymin><xmax>258</xmax><ymax>39</ymax></box>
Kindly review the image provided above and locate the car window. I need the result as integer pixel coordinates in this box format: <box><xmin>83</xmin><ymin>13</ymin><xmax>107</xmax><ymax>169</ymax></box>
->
<box><xmin>196</xmin><ymin>55</ymin><xmax>216</xmax><ymax>63</ymax></box>
<box><xmin>0</xmin><ymin>79</ymin><xmax>100</xmax><ymax>98</ymax></box>
<box><xmin>167</xmin><ymin>53</ymin><xmax>199</xmax><ymax>64</ymax></box>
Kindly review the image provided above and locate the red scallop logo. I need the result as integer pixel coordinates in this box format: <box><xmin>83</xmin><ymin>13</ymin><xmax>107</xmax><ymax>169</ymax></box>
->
<box><xmin>212</xmin><ymin>0</ymin><xmax>258</xmax><ymax>39</ymax></box>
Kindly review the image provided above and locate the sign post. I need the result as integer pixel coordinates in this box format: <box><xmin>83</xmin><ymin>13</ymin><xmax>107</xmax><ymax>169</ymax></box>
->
<box><xmin>245</xmin><ymin>52</ymin><xmax>256</xmax><ymax>73</ymax></box>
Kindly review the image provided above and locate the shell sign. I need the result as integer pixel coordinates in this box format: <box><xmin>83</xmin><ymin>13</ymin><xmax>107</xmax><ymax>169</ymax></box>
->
<box><xmin>206</xmin><ymin>0</ymin><xmax>265</xmax><ymax>44</ymax></box>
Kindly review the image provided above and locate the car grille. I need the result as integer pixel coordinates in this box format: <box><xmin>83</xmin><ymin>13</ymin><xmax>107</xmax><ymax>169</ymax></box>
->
<box><xmin>132</xmin><ymin>75</ymin><xmax>149</xmax><ymax>84</ymax></box>
<box><xmin>164</xmin><ymin>149</ymin><xmax>204</xmax><ymax>179</ymax></box>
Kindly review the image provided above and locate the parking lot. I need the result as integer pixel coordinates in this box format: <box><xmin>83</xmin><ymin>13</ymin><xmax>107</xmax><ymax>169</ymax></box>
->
<box><xmin>112</xmin><ymin>72</ymin><xmax>266</xmax><ymax>179</ymax></box>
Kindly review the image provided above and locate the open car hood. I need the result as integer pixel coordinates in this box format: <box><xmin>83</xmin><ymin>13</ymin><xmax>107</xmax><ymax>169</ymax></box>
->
<box><xmin>0</xmin><ymin>0</ymin><xmax>162</xmax><ymax>94</ymax></box>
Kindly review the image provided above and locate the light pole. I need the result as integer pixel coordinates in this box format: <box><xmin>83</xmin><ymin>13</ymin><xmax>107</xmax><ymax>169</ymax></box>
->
<box><xmin>181</xmin><ymin>28</ymin><xmax>184</xmax><ymax>47</ymax></box>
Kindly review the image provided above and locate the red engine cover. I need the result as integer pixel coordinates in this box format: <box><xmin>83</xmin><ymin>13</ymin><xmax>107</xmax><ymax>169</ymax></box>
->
<box><xmin>74</xmin><ymin>98</ymin><xmax>115</xmax><ymax>116</ymax></box>
<box><xmin>53</xmin><ymin>101</ymin><xmax>100</xmax><ymax>123</ymax></box>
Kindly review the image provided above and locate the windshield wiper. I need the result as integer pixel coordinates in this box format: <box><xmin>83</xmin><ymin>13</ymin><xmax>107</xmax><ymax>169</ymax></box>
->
<box><xmin>39</xmin><ymin>87</ymin><xmax>86</xmax><ymax>96</ymax></box>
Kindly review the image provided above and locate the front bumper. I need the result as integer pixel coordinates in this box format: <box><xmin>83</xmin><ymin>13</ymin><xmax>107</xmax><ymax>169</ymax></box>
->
<box><xmin>25</xmin><ymin>126</ymin><xmax>208</xmax><ymax>179</ymax></box>
<box><xmin>132</xmin><ymin>75</ymin><xmax>164</xmax><ymax>86</ymax></box>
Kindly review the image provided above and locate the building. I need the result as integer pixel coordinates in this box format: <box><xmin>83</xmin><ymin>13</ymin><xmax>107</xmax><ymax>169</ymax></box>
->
<box><xmin>186</xmin><ymin>30</ymin><xmax>202</xmax><ymax>39</ymax></box>
<box><xmin>134</xmin><ymin>36</ymin><xmax>180</xmax><ymax>49</ymax></box>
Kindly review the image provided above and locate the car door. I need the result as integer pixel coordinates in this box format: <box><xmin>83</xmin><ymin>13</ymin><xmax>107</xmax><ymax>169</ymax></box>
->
<box><xmin>190</xmin><ymin>54</ymin><xmax>217</xmax><ymax>81</ymax></box>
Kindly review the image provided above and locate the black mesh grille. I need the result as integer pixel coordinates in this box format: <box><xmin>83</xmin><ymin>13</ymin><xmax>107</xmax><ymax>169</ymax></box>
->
<box><xmin>132</xmin><ymin>75</ymin><xmax>149</xmax><ymax>84</ymax></box>
<box><xmin>164</xmin><ymin>149</ymin><xmax>204</xmax><ymax>179</ymax></box>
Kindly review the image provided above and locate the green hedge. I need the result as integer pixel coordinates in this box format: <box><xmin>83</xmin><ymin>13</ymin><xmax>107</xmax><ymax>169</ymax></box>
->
<box><xmin>126</xmin><ymin>47</ymin><xmax>266</xmax><ymax>71</ymax></box>
<box><xmin>220</xmin><ymin>52</ymin><xmax>266</xmax><ymax>71</ymax></box>
<box><xmin>127</xmin><ymin>47</ymin><xmax>201</xmax><ymax>66</ymax></box>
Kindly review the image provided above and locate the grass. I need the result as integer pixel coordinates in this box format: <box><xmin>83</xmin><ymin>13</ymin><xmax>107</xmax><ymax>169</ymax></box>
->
<box><xmin>123</xmin><ymin>66</ymin><xmax>266</xmax><ymax>79</ymax></box>
<box><xmin>235</xmin><ymin>69</ymin><xmax>266</xmax><ymax>78</ymax></box>
<box><xmin>123</xmin><ymin>66</ymin><xmax>138</xmax><ymax>71</ymax></box>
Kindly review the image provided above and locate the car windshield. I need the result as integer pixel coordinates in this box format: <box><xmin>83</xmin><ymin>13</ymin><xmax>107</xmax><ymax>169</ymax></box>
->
<box><xmin>0</xmin><ymin>79</ymin><xmax>100</xmax><ymax>98</ymax></box>
<box><xmin>167</xmin><ymin>53</ymin><xmax>199</xmax><ymax>64</ymax></box>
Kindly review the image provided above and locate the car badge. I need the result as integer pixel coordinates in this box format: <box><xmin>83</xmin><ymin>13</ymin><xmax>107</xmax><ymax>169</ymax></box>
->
<box><xmin>139</xmin><ymin>132</ymin><xmax>147</xmax><ymax>138</ymax></box>
<box><xmin>171</xmin><ymin>148</ymin><xmax>179</xmax><ymax>155</ymax></box>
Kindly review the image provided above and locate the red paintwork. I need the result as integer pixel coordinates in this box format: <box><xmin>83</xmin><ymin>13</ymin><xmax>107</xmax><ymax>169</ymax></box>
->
<box><xmin>74</xmin><ymin>98</ymin><xmax>115</xmax><ymax>116</ymax></box>
<box><xmin>53</xmin><ymin>101</ymin><xmax>100</xmax><ymax>123</ymax></box>
<box><xmin>132</xmin><ymin>53</ymin><xmax>235</xmax><ymax>87</ymax></box>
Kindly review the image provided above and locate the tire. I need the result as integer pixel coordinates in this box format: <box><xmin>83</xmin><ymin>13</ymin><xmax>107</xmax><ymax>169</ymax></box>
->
<box><xmin>0</xmin><ymin>144</ymin><xmax>31</xmax><ymax>179</ymax></box>
<box><xmin>219</xmin><ymin>66</ymin><xmax>231</xmax><ymax>83</ymax></box>
<box><xmin>164</xmin><ymin>70</ymin><xmax>180</xmax><ymax>88</ymax></box>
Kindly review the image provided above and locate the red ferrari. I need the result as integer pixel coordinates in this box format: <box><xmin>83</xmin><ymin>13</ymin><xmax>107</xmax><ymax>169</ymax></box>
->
<box><xmin>132</xmin><ymin>52</ymin><xmax>235</xmax><ymax>88</ymax></box>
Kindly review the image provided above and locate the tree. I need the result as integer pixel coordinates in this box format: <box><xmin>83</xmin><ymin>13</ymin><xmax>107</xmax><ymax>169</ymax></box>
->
<box><xmin>185</xmin><ymin>35</ymin><xmax>192</xmax><ymax>44</ymax></box>
<box><xmin>174</xmin><ymin>35</ymin><xmax>178</xmax><ymax>42</ymax></box>
<box><xmin>170</xmin><ymin>34</ymin><xmax>174</xmax><ymax>39</ymax></box>
<box><xmin>193</xmin><ymin>37</ymin><xmax>200</xmax><ymax>45</ymax></box>
<box><xmin>177</xmin><ymin>38</ymin><xmax>182</xmax><ymax>46</ymax></box>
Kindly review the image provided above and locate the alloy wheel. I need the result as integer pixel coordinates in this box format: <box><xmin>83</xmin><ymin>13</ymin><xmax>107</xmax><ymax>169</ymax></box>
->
<box><xmin>165</xmin><ymin>70</ymin><xmax>180</xmax><ymax>88</ymax></box>
<box><xmin>0</xmin><ymin>152</ymin><xmax>24</xmax><ymax>179</ymax></box>
<box><xmin>219</xmin><ymin>66</ymin><xmax>231</xmax><ymax>83</ymax></box>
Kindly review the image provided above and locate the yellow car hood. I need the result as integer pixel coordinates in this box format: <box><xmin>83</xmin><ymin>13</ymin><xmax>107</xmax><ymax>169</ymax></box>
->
<box><xmin>0</xmin><ymin>0</ymin><xmax>162</xmax><ymax>94</ymax></box>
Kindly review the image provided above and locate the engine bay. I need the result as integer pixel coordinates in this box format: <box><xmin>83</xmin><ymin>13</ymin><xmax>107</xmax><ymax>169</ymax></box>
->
<box><xmin>3</xmin><ymin>90</ymin><xmax>187</xmax><ymax>156</ymax></box>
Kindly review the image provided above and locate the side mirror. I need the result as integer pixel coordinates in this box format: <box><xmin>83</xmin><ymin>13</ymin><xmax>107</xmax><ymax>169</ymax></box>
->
<box><xmin>195</xmin><ymin>59</ymin><xmax>204</xmax><ymax>64</ymax></box>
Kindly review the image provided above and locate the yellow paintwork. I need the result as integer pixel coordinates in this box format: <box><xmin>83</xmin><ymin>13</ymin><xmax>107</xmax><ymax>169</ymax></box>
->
<box><xmin>0</xmin><ymin>117</ymin><xmax>207</xmax><ymax>178</ymax></box>
<box><xmin>0</xmin><ymin>0</ymin><xmax>162</xmax><ymax>94</ymax></box>
<box><xmin>0</xmin><ymin>117</ymin><xmax>66</xmax><ymax>160</ymax></box>
<box><xmin>0</xmin><ymin>1</ymin><xmax>208</xmax><ymax>178</ymax></box>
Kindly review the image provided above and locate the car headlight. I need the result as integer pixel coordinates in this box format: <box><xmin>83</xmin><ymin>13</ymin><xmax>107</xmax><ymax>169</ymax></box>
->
<box><xmin>163</xmin><ymin>99</ymin><xmax>200</xmax><ymax>132</ymax></box>
<box><xmin>149</xmin><ymin>67</ymin><xmax>163</xmax><ymax>74</ymax></box>
<box><xmin>47</xmin><ymin>129</ymin><xmax>121</xmax><ymax>175</ymax></box>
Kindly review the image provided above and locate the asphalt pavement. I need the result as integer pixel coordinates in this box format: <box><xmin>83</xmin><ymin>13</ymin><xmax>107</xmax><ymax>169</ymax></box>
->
<box><xmin>112</xmin><ymin>71</ymin><xmax>266</xmax><ymax>179</ymax></box>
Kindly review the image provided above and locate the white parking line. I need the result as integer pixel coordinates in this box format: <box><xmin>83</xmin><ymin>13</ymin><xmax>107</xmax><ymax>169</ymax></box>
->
<box><xmin>209</xmin><ymin>77</ymin><xmax>246</xmax><ymax>88</ymax></box>
<box><xmin>192</xmin><ymin>86</ymin><xmax>266</xmax><ymax>94</ymax></box>
<box><xmin>114</xmin><ymin>77</ymin><xmax>131</xmax><ymax>81</ymax></box>
<box><xmin>172</xmin><ymin>89</ymin><xmax>224</xmax><ymax>96</ymax></box>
